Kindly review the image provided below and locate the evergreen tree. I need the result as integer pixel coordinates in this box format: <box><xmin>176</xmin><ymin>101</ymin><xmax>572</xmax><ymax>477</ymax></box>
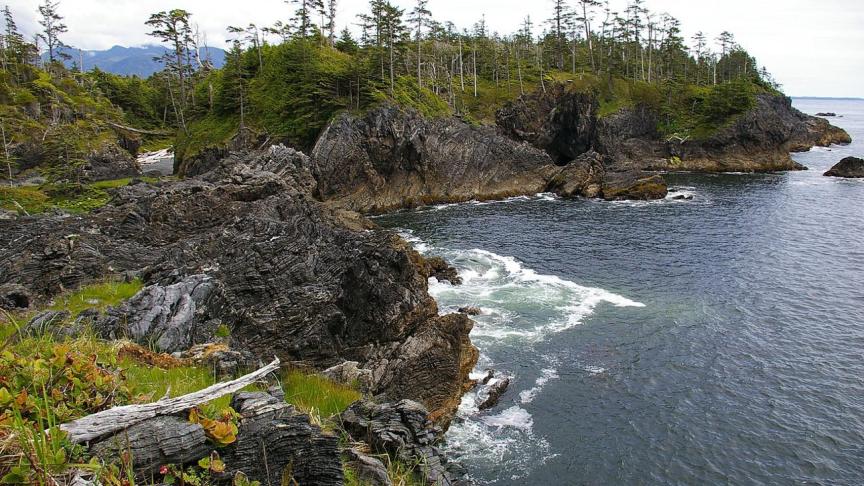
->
<box><xmin>146</xmin><ymin>9</ymin><xmax>196</xmax><ymax>132</ymax></box>
<box><xmin>408</xmin><ymin>0</ymin><xmax>431</xmax><ymax>86</ymax></box>
<box><xmin>37</xmin><ymin>0</ymin><xmax>69</xmax><ymax>63</ymax></box>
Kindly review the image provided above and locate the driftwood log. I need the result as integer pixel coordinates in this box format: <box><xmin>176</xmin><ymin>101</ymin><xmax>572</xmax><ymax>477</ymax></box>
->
<box><xmin>106</xmin><ymin>121</ymin><xmax>172</xmax><ymax>137</ymax></box>
<box><xmin>59</xmin><ymin>358</ymin><xmax>280</xmax><ymax>444</ymax></box>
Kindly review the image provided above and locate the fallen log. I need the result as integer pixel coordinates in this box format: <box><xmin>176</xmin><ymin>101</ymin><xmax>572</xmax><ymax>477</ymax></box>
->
<box><xmin>106</xmin><ymin>121</ymin><xmax>172</xmax><ymax>137</ymax></box>
<box><xmin>59</xmin><ymin>357</ymin><xmax>280</xmax><ymax>444</ymax></box>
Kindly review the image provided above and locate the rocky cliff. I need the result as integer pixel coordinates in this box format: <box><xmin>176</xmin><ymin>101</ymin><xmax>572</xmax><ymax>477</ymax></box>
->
<box><xmin>0</xmin><ymin>145</ymin><xmax>478</xmax><ymax>426</ymax></box>
<box><xmin>311</xmin><ymin>104</ymin><xmax>668</xmax><ymax>211</ymax></box>
<box><xmin>497</xmin><ymin>84</ymin><xmax>850</xmax><ymax>173</ymax></box>
<box><xmin>310</xmin><ymin>105</ymin><xmax>561</xmax><ymax>213</ymax></box>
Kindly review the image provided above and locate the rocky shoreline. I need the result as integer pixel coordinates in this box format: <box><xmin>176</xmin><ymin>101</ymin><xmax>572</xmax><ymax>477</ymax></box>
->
<box><xmin>0</xmin><ymin>88</ymin><xmax>851</xmax><ymax>484</ymax></box>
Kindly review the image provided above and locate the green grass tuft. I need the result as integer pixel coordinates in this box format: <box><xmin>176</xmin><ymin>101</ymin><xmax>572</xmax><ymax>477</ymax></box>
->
<box><xmin>281</xmin><ymin>370</ymin><xmax>361</xmax><ymax>419</ymax></box>
<box><xmin>48</xmin><ymin>279</ymin><xmax>143</xmax><ymax>317</ymax></box>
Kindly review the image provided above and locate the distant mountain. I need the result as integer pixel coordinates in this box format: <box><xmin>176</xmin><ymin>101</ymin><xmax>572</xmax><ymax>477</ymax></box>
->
<box><xmin>46</xmin><ymin>45</ymin><xmax>226</xmax><ymax>77</ymax></box>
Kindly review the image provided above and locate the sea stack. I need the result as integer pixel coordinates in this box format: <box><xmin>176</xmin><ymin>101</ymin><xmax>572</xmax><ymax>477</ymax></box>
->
<box><xmin>824</xmin><ymin>157</ymin><xmax>864</xmax><ymax>178</ymax></box>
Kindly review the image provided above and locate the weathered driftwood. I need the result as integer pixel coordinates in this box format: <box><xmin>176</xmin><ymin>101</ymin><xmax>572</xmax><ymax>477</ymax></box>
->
<box><xmin>59</xmin><ymin>358</ymin><xmax>280</xmax><ymax>444</ymax></box>
<box><xmin>106</xmin><ymin>121</ymin><xmax>171</xmax><ymax>137</ymax></box>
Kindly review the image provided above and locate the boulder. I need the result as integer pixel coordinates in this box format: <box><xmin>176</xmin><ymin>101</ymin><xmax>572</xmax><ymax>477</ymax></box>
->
<box><xmin>344</xmin><ymin>449</ymin><xmax>392</xmax><ymax>486</ymax></box>
<box><xmin>420</xmin><ymin>255</ymin><xmax>462</xmax><ymax>285</ymax></box>
<box><xmin>458</xmin><ymin>306</ymin><xmax>482</xmax><ymax>316</ymax></box>
<box><xmin>84</xmin><ymin>142</ymin><xmax>142</xmax><ymax>182</ymax></box>
<box><xmin>341</xmin><ymin>399</ymin><xmax>465</xmax><ymax>486</ymax></box>
<box><xmin>219</xmin><ymin>391</ymin><xmax>344</xmax><ymax>486</ymax></box>
<box><xmin>824</xmin><ymin>157</ymin><xmax>864</xmax><ymax>178</ymax></box>
<box><xmin>94</xmin><ymin>275</ymin><xmax>221</xmax><ymax>353</ymax></box>
<box><xmin>546</xmin><ymin>151</ymin><xmax>605</xmax><ymax>198</ymax></box>
<box><xmin>602</xmin><ymin>172</ymin><xmax>668</xmax><ymax>201</ymax></box>
<box><xmin>90</xmin><ymin>416</ymin><xmax>210</xmax><ymax>479</ymax></box>
<box><xmin>322</xmin><ymin>361</ymin><xmax>375</xmax><ymax>393</ymax></box>
<box><xmin>477</xmin><ymin>376</ymin><xmax>510</xmax><ymax>411</ymax></box>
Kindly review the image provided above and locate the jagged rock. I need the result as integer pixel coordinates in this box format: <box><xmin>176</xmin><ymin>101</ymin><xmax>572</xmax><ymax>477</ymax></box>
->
<box><xmin>602</xmin><ymin>172</ymin><xmax>668</xmax><ymax>201</ymax></box>
<box><xmin>23</xmin><ymin>310</ymin><xmax>80</xmax><ymax>339</ymax></box>
<box><xmin>0</xmin><ymin>148</ymin><xmax>477</xmax><ymax>426</ymax></box>
<box><xmin>497</xmin><ymin>84</ymin><xmax>850</xmax><ymax>174</ymax></box>
<box><xmin>420</xmin><ymin>256</ymin><xmax>462</xmax><ymax>285</ymax></box>
<box><xmin>477</xmin><ymin>377</ymin><xmax>510</xmax><ymax>411</ymax></box>
<box><xmin>84</xmin><ymin>142</ymin><xmax>142</xmax><ymax>182</ymax></box>
<box><xmin>175</xmin><ymin>343</ymin><xmax>258</xmax><ymax>378</ymax></box>
<box><xmin>311</xmin><ymin>104</ymin><xmax>558</xmax><ymax>213</ymax></box>
<box><xmin>344</xmin><ymin>449</ymin><xmax>393</xmax><ymax>486</ymax></box>
<box><xmin>497</xmin><ymin>83</ymin><xmax>599</xmax><ymax>164</ymax></box>
<box><xmin>664</xmin><ymin>95</ymin><xmax>850</xmax><ymax>172</ymax></box>
<box><xmin>341</xmin><ymin>399</ymin><xmax>465</xmax><ymax>486</ymax></box>
<box><xmin>219</xmin><ymin>391</ymin><xmax>343</xmax><ymax>486</ymax></box>
<box><xmin>176</xmin><ymin>146</ymin><xmax>229</xmax><ymax>177</ymax></box>
<box><xmin>323</xmin><ymin>361</ymin><xmax>375</xmax><ymax>393</ymax></box>
<box><xmin>0</xmin><ymin>283</ymin><xmax>32</xmax><ymax>309</ymax></box>
<box><xmin>94</xmin><ymin>275</ymin><xmax>220</xmax><ymax>353</ymax></box>
<box><xmin>458</xmin><ymin>306</ymin><xmax>482</xmax><ymax>316</ymax></box>
<box><xmin>90</xmin><ymin>416</ymin><xmax>210</xmax><ymax>479</ymax></box>
<box><xmin>824</xmin><ymin>156</ymin><xmax>864</xmax><ymax>178</ymax></box>
<box><xmin>816</xmin><ymin>112</ymin><xmax>837</xmax><ymax>117</ymax></box>
<box><xmin>365</xmin><ymin>313</ymin><xmax>478</xmax><ymax>427</ymax></box>
<box><xmin>546</xmin><ymin>150</ymin><xmax>606</xmax><ymax>198</ymax></box>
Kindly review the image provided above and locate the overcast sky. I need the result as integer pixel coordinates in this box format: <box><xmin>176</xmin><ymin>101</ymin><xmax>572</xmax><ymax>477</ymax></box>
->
<box><xmin>7</xmin><ymin>0</ymin><xmax>863</xmax><ymax>97</ymax></box>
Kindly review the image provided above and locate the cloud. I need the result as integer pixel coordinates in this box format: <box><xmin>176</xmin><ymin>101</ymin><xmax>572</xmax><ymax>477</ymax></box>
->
<box><xmin>9</xmin><ymin>0</ymin><xmax>863</xmax><ymax>97</ymax></box>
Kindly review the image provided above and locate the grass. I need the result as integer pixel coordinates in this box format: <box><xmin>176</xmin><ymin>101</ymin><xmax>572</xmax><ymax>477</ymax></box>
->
<box><xmin>48</xmin><ymin>279</ymin><xmax>143</xmax><ymax>317</ymax></box>
<box><xmin>281</xmin><ymin>370</ymin><xmax>361</xmax><ymax>420</ymax></box>
<box><xmin>0</xmin><ymin>186</ymin><xmax>51</xmax><ymax>214</ymax></box>
<box><xmin>174</xmin><ymin>115</ymin><xmax>239</xmax><ymax>164</ymax></box>
<box><xmin>0</xmin><ymin>177</ymin><xmax>160</xmax><ymax>215</ymax></box>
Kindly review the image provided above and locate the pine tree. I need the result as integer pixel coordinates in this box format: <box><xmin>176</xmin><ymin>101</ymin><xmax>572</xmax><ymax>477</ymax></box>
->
<box><xmin>37</xmin><ymin>0</ymin><xmax>69</xmax><ymax>63</ymax></box>
<box><xmin>147</xmin><ymin>9</ymin><xmax>196</xmax><ymax>132</ymax></box>
<box><xmin>408</xmin><ymin>0</ymin><xmax>431</xmax><ymax>86</ymax></box>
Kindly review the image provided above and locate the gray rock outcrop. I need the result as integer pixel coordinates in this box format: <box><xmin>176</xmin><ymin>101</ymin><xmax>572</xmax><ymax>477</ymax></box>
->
<box><xmin>341</xmin><ymin>399</ymin><xmax>466</xmax><ymax>486</ymax></box>
<box><xmin>0</xmin><ymin>146</ymin><xmax>478</xmax><ymax>424</ymax></box>
<box><xmin>824</xmin><ymin>156</ymin><xmax>864</xmax><ymax>178</ymax></box>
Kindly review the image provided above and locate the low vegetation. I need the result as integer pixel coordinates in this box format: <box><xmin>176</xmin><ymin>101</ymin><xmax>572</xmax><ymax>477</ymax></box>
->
<box><xmin>0</xmin><ymin>280</ymin><xmax>423</xmax><ymax>485</ymax></box>
<box><xmin>0</xmin><ymin>177</ymin><xmax>160</xmax><ymax>215</ymax></box>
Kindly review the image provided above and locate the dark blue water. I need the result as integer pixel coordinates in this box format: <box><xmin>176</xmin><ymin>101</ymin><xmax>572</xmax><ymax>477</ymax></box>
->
<box><xmin>376</xmin><ymin>99</ymin><xmax>864</xmax><ymax>485</ymax></box>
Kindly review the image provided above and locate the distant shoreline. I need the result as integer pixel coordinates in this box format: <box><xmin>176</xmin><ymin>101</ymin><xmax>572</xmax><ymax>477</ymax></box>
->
<box><xmin>792</xmin><ymin>96</ymin><xmax>864</xmax><ymax>101</ymax></box>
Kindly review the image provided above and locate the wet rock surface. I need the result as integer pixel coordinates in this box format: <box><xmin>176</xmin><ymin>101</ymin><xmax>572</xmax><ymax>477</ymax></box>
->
<box><xmin>824</xmin><ymin>156</ymin><xmax>864</xmax><ymax>178</ymax></box>
<box><xmin>477</xmin><ymin>376</ymin><xmax>510</xmax><ymax>411</ymax></box>
<box><xmin>341</xmin><ymin>399</ymin><xmax>467</xmax><ymax>486</ymax></box>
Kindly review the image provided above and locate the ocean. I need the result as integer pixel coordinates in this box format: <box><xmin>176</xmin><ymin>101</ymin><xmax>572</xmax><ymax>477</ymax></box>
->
<box><xmin>375</xmin><ymin>98</ymin><xmax>864</xmax><ymax>485</ymax></box>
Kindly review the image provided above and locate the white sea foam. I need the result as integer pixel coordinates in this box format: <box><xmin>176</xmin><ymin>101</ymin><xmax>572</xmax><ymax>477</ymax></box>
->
<box><xmin>584</xmin><ymin>365</ymin><xmax>607</xmax><ymax>375</ymax></box>
<box><xmin>397</xmin><ymin>230</ymin><xmax>642</xmax><ymax>480</ymax></box>
<box><xmin>520</xmin><ymin>368</ymin><xmax>560</xmax><ymax>403</ymax></box>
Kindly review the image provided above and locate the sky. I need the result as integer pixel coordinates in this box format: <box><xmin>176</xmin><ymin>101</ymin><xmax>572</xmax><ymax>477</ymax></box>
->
<box><xmin>7</xmin><ymin>0</ymin><xmax>864</xmax><ymax>97</ymax></box>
